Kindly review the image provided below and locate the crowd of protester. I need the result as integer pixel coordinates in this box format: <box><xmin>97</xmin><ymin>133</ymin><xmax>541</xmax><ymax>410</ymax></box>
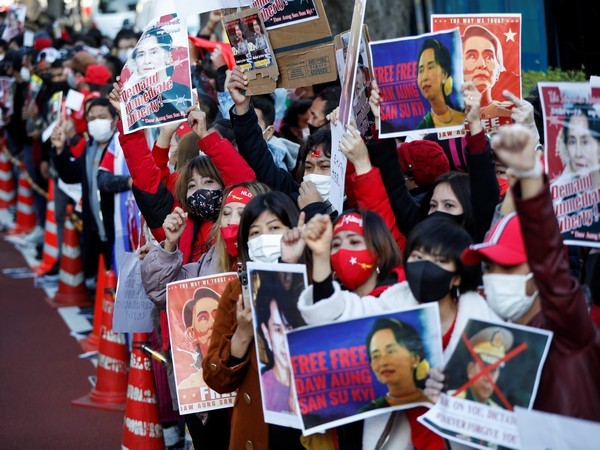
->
<box><xmin>1</xmin><ymin>8</ymin><xmax>599</xmax><ymax>450</ymax></box>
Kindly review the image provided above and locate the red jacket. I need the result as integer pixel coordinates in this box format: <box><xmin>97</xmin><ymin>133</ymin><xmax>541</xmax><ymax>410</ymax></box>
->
<box><xmin>118</xmin><ymin>121</ymin><xmax>255</xmax><ymax>263</ymax></box>
<box><xmin>514</xmin><ymin>177</ymin><xmax>600</xmax><ymax>421</ymax></box>
<box><xmin>349</xmin><ymin>166</ymin><xmax>407</xmax><ymax>252</ymax></box>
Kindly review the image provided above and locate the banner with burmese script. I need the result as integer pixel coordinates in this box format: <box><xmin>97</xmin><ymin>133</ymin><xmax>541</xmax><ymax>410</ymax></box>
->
<box><xmin>120</xmin><ymin>13</ymin><xmax>193</xmax><ymax>134</ymax></box>
<box><xmin>286</xmin><ymin>303</ymin><xmax>443</xmax><ymax>434</ymax></box>
<box><xmin>166</xmin><ymin>273</ymin><xmax>237</xmax><ymax>414</ymax></box>
<box><xmin>538</xmin><ymin>81</ymin><xmax>600</xmax><ymax>248</ymax></box>
<box><xmin>431</xmin><ymin>14</ymin><xmax>522</xmax><ymax>133</ymax></box>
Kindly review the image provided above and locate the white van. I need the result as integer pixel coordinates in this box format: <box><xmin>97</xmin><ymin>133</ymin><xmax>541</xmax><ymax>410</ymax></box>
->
<box><xmin>90</xmin><ymin>0</ymin><xmax>137</xmax><ymax>40</ymax></box>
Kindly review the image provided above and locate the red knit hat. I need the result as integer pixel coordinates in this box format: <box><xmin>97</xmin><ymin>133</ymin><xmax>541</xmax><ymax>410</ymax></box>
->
<box><xmin>398</xmin><ymin>140</ymin><xmax>450</xmax><ymax>187</ymax></box>
<box><xmin>84</xmin><ymin>64</ymin><xmax>111</xmax><ymax>86</ymax></box>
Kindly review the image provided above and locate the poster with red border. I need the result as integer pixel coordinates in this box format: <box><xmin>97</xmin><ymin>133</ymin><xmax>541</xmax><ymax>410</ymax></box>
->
<box><xmin>539</xmin><ymin>82</ymin><xmax>600</xmax><ymax>247</ymax></box>
<box><xmin>166</xmin><ymin>273</ymin><xmax>237</xmax><ymax>414</ymax></box>
<box><xmin>120</xmin><ymin>13</ymin><xmax>193</xmax><ymax>134</ymax></box>
<box><xmin>432</xmin><ymin>14</ymin><xmax>521</xmax><ymax>133</ymax></box>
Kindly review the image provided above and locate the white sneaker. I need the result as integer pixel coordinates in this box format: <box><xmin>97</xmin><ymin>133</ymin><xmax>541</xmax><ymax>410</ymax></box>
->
<box><xmin>163</xmin><ymin>425</ymin><xmax>182</xmax><ymax>447</ymax></box>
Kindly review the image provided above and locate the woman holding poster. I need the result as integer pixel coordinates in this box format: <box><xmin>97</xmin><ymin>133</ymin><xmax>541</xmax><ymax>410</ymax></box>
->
<box><xmin>416</xmin><ymin>38</ymin><xmax>466</xmax><ymax>129</ymax></box>
<box><xmin>203</xmin><ymin>192</ymin><xmax>306</xmax><ymax>450</ymax></box>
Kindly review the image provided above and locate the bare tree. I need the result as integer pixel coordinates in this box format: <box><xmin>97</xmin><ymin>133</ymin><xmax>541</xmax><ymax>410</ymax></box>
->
<box><xmin>322</xmin><ymin>0</ymin><xmax>414</xmax><ymax>40</ymax></box>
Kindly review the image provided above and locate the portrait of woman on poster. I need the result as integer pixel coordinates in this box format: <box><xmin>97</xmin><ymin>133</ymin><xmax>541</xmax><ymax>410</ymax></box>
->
<box><xmin>416</xmin><ymin>38</ymin><xmax>466</xmax><ymax>130</ymax></box>
<box><xmin>554</xmin><ymin>104</ymin><xmax>600</xmax><ymax>185</ymax></box>
<box><xmin>358</xmin><ymin>317</ymin><xmax>431</xmax><ymax>413</ymax></box>
<box><xmin>461</xmin><ymin>25</ymin><xmax>513</xmax><ymax>120</ymax></box>
<box><xmin>256</xmin><ymin>276</ymin><xmax>306</xmax><ymax>414</ymax></box>
<box><xmin>230</xmin><ymin>23</ymin><xmax>249</xmax><ymax>58</ymax></box>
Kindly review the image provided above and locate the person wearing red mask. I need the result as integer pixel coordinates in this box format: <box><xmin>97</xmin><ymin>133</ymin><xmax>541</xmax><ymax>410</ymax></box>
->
<box><xmin>299</xmin><ymin>212</ymin><xmax>500</xmax><ymax>450</ymax></box>
<box><xmin>139</xmin><ymin>180</ymin><xmax>268</xmax><ymax>450</ymax></box>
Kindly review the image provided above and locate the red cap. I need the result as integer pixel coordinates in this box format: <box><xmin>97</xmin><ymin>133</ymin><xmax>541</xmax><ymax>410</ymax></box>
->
<box><xmin>84</xmin><ymin>64</ymin><xmax>111</xmax><ymax>86</ymax></box>
<box><xmin>333</xmin><ymin>212</ymin><xmax>364</xmax><ymax>236</ymax></box>
<box><xmin>398</xmin><ymin>140</ymin><xmax>450</xmax><ymax>186</ymax></box>
<box><xmin>461</xmin><ymin>213</ymin><xmax>527</xmax><ymax>266</ymax></box>
<box><xmin>225</xmin><ymin>186</ymin><xmax>254</xmax><ymax>205</ymax></box>
<box><xmin>175</xmin><ymin>121</ymin><xmax>193</xmax><ymax>138</ymax></box>
<box><xmin>34</xmin><ymin>37</ymin><xmax>53</xmax><ymax>51</ymax></box>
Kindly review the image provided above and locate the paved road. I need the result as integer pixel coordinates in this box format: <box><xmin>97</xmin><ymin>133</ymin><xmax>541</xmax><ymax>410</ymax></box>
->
<box><xmin>0</xmin><ymin>237</ymin><xmax>123</xmax><ymax>449</ymax></box>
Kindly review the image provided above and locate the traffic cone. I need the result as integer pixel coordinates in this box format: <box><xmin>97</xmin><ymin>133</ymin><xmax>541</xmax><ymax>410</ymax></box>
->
<box><xmin>122</xmin><ymin>334</ymin><xmax>165</xmax><ymax>450</ymax></box>
<box><xmin>46</xmin><ymin>205</ymin><xmax>91</xmax><ymax>309</ymax></box>
<box><xmin>73</xmin><ymin>270</ymin><xmax>129</xmax><ymax>411</ymax></box>
<box><xmin>34</xmin><ymin>179</ymin><xmax>59</xmax><ymax>275</ymax></box>
<box><xmin>79</xmin><ymin>256</ymin><xmax>106</xmax><ymax>353</ymax></box>
<box><xmin>0</xmin><ymin>148</ymin><xmax>15</xmax><ymax>210</ymax></box>
<box><xmin>7</xmin><ymin>166</ymin><xmax>36</xmax><ymax>235</ymax></box>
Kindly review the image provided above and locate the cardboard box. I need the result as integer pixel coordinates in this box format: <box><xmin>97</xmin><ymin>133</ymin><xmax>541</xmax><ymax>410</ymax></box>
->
<box><xmin>258</xmin><ymin>0</ymin><xmax>338</xmax><ymax>89</ymax></box>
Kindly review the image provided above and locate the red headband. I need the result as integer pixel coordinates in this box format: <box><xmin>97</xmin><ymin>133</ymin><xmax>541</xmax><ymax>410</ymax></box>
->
<box><xmin>333</xmin><ymin>212</ymin><xmax>364</xmax><ymax>236</ymax></box>
<box><xmin>225</xmin><ymin>186</ymin><xmax>254</xmax><ymax>206</ymax></box>
<box><xmin>309</xmin><ymin>148</ymin><xmax>322</xmax><ymax>159</ymax></box>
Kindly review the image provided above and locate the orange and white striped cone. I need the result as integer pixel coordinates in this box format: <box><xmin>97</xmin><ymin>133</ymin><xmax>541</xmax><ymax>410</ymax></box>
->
<box><xmin>79</xmin><ymin>256</ymin><xmax>107</xmax><ymax>353</ymax></box>
<box><xmin>7</xmin><ymin>166</ymin><xmax>36</xmax><ymax>235</ymax></box>
<box><xmin>46</xmin><ymin>205</ymin><xmax>91</xmax><ymax>309</ymax></box>
<box><xmin>34</xmin><ymin>179</ymin><xmax>59</xmax><ymax>275</ymax></box>
<box><xmin>122</xmin><ymin>333</ymin><xmax>165</xmax><ymax>450</ymax></box>
<box><xmin>73</xmin><ymin>270</ymin><xmax>129</xmax><ymax>411</ymax></box>
<box><xmin>0</xmin><ymin>148</ymin><xmax>15</xmax><ymax>210</ymax></box>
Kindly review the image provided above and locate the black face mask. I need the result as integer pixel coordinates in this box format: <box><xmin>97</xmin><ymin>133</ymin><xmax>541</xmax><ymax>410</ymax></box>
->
<box><xmin>406</xmin><ymin>260</ymin><xmax>456</xmax><ymax>303</ymax></box>
<box><xmin>187</xmin><ymin>188</ymin><xmax>223</xmax><ymax>222</ymax></box>
<box><xmin>427</xmin><ymin>210</ymin><xmax>465</xmax><ymax>225</ymax></box>
<box><xmin>51</xmin><ymin>81</ymin><xmax>70</xmax><ymax>94</ymax></box>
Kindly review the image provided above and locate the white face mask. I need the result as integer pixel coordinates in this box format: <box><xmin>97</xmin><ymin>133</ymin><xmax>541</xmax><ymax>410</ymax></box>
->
<box><xmin>482</xmin><ymin>273</ymin><xmax>538</xmax><ymax>322</ymax></box>
<box><xmin>303</xmin><ymin>173</ymin><xmax>331</xmax><ymax>202</ymax></box>
<box><xmin>20</xmin><ymin>67</ymin><xmax>31</xmax><ymax>82</ymax></box>
<box><xmin>88</xmin><ymin>118</ymin><xmax>114</xmax><ymax>143</ymax></box>
<box><xmin>247</xmin><ymin>234</ymin><xmax>283</xmax><ymax>263</ymax></box>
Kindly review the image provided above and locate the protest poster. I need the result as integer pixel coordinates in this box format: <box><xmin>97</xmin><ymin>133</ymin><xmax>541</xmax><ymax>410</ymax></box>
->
<box><xmin>223</xmin><ymin>8</ymin><xmax>279</xmax><ymax>94</ymax></box>
<box><xmin>27</xmin><ymin>74</ymin><xmax>43</xmax><ymax>103</ymax></box>
<box><xmin>246</xmin><ymin>262</ymin><xmax>307</xmax><ymax>428</ymax></box>
<box><xmin>431</xmin><ymin>14</ymin><xmax>522</xmax><ymax>134</ymax></box>
<box><xmin>41</xmin><ymin>91</ymin><xmax>63</xmax><ymax>142</ymax></box>
<box><xmin>538</xmin><ymin>82</ymin><xmax>600</xmax><ymax>247</ymax></box>
<box><xmin>0</xmin><ymin>76</ymin><xmax>14</xmax><ymax>117</ymax></box>
<box><xmin>514</xmin><ymin>406</ymin><xmax>600</xmax><ymax>450</ymax></box>
<box><xmin>120</xmin><ymin>13</ymin><xmax>193</xmax><ymax>134</ymax></box>
<box><xmin>334</xmin><ymin>24</ymin><xmax>374</xmax><ymax>139</ymax></box>
<box><xmin>370</xmin><ymin>29</ymin><xmax>465</xmax><ymax>139</ymax></box>
<box><xmin>418</xmin><ymin>319</ymin><xmax>552</xmax><ymax>450</ymax></box>
<box><xmin>1</xmin><ymin>4</ymin><xmax>26</xmax><ymax>42</ymax></box>
<box><xmin>286</xmin><ymin>303</ymin><xmax>443</xmax><ymax>434</ymax></box>
<box><xmin>246</xmin><ymin>0</ymin><xmax>336</xmax><ymax>89</ymax></box>
<box><xmin>166</xmin><ymin>272</ymin><xmax>238</xmax><ymax>414</ymax></box>
<box><xmin>113</xmin><ymin>252</ymin><xmax>154</xmax><ymax>333</ymax></box>
<box><xmin>329</xmin><ymin>0</ymin><xmax>367</xmax><ymax>216</ymax></box>
<box><xmin>252</xmin><ymin>0</ymin><xmax>320</xmax><ymax>30</ymax></box>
